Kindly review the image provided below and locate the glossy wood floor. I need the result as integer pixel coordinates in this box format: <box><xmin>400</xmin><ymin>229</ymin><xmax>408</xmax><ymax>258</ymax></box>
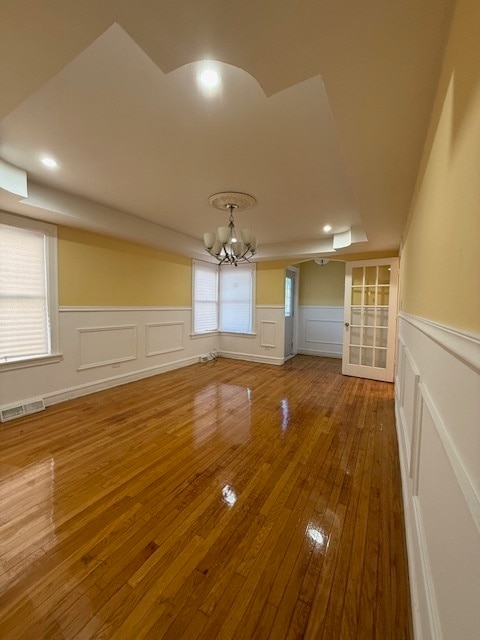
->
<box><xmin>0</xmin><ymin>356</ymin><xmax>412</xmax><ymax>640</ymax></box>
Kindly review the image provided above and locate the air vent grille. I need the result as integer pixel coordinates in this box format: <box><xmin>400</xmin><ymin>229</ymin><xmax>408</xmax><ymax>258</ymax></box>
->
<box><xmin>0</xmin><ymin>398</ymin><xmax>45</xmax><ymax>423</ymax></box>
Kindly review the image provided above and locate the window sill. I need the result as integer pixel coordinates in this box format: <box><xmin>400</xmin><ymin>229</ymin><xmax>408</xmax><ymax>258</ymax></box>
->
<box><xmin>190</xmin><ymin>331</ymin><xmax>219</xmax><ymax>339</ymax></box>
<box><xmin>0</xmin><ymin>353</ymin><xmax>64</xmax><ymax>372</ymax></box>
<box><xmin>219</xmin><ymin>331</ymin><xmax>257</xmax><ymax>338</ymax></box>
<box><xmin>190</xmin><ymin>331</ymin><xmax>257</xmax><ymax>339</ymax></box>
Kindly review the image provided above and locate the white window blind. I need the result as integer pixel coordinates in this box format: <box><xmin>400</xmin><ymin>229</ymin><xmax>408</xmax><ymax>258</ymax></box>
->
<box><xmin>193</xmin><ymin>261</ymin><xmax>218</xmax><ymax>333</ymax></box>
<box><xmin>0</xmin><ymin>223</ymin><xmax>50</xmax><ymax>361</ymax></box>
<box><xmin>219</xmin><ymin>264</ymin><xmax>254</xmax><ymax>333</ymax></box>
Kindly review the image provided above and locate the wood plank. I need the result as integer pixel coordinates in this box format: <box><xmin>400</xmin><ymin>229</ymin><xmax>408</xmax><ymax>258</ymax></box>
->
<box><xmin>0</xmin><ymin>356</ymin><xmax>412</xmax><ymax>639</ymax></box>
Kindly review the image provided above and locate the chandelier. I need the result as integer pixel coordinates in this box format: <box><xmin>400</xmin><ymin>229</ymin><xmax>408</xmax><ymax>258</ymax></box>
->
<box><xmin>203</xmin><ymin>192</ymin><xmax>257</xmax><ymax>266</ymax></box>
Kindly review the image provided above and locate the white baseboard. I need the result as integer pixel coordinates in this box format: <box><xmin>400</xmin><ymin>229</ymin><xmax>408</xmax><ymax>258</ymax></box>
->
<box><xmin>43</xmin><ymin>356</ymin><xmax>199</xmax><ymax>406</ymax></box>
<box><xmin>297</xmin><ymin>349</ymin><xmax>342</xmax><ymax>359</ymax></box>
<box><xmin>217</xmin><ymin>351</ymin><xmax>285</xmax><ymax>366</ymax></box>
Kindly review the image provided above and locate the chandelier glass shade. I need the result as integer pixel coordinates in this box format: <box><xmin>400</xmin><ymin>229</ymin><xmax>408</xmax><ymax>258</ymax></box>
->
<box><xmin>204</xmin><ymin>192</ymin><xmax>257</xmax><ymax>266</ymax></box>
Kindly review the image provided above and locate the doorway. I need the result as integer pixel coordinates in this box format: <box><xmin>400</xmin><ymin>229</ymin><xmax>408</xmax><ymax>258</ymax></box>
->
<box><xmin>284</xmin><ymin>267</ymin><xmax>298</xmax><ymax>359</ymax></box>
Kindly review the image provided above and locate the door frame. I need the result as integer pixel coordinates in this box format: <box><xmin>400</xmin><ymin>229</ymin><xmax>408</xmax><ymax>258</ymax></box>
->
<box><xmin>284</xmin><ymin>266</ymin><xmax>299</xmax><ymax>360</ymax></box>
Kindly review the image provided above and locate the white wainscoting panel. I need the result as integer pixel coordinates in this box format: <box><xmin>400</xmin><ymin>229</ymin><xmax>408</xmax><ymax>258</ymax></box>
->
<box><xmin>398</xmin><ymin>344</ymin><xmax>421</xmax><ymax>483</ymax></box>
<box><xmin>395</xmin><ymin>312</ymin><xmax>480</xmax><ymax>640</ymax></box>
<box><xmin>218</xmin><ymin>306</ymin><xmax>285</xmax><ymax>365</ymax></box>
<box><xmin>77</xmin><ymin>325</ymin><xmax>137</xmax><ymax>370</ymax></box>
<box><xmin>260</xmin><ymin>321</ymin><xmax>276</xmax><ymax>348</ymax></box>
<box><xmin>0</xmin><ymin>307</ymin><xmax>216</xmax><ymax>408</ymax></box>
<box><xmin>146</xmin><ymin>321</ymin><xmax>184</xmax><ymax>356</ymax></box>
<box><xmin>297</xmin><ymin>306</ymin><xmax>343</xmax><ymax>358</ymax></box>
<box><xmin>0</xmin><ymin>306</ymin><xmax>287</xmax><ymax>408</ymax></box>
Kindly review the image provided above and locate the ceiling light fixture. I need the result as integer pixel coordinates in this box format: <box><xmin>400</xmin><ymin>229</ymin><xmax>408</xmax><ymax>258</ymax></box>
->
<box><xmin>323</xmin><ymin>224</ymin><xmax>332</xmax><ymax>233</ymax></box>
<box><xmin>41</xmin><ymin>156</ymin><xmax>58</xmax><ymax>169</ymax></box>
<box><xmin>199</xmin><ymin>68</ymin><xmax>221</xmax><ymax>88</ymax></box>
<box><xmin>204</xmin><ymin>192</ymin><xmax>257</xmax><ymax>266</ymax></box>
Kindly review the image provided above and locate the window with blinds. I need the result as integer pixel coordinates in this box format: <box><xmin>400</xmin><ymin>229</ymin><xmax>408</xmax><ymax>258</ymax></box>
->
<box><xmin>0</xmin><ymin>215</ymin><xmax>57</xmax><ymax>364</ymax></box>
<box><xmin>192</xmin><ymin>260</ymin><xmax>255</xmax><ymax>335</ymax></box>
<box><xmin>193</xmin><ymin>260</ymin><xmax>218</xmax><ymax>333</ymax></box>
<box><xmin>219</xmin><ymin>264</ymin><xmax>254</xmax><ymax>333</ymax></box>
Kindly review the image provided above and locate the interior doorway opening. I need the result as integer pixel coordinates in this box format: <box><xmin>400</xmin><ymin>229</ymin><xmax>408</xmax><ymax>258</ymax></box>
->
<box><xmin>284</xmin><ymin>267</ymin><xmax>298</xmax><ymax>359</ymax></box>
<box><xmin>294</xmin><ymin>259</ymin><xmax>346</xmax><ymax>360</ymax></box>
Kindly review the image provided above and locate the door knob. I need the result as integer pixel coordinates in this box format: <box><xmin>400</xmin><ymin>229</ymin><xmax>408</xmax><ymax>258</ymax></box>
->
<box><xmin>344</xmin><ymin>322</ymin><xmax>350</xmax><ymax>328</ymax></box>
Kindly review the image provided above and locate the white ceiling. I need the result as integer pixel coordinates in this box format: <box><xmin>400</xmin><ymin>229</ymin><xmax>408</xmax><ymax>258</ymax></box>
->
<box><xmin>0</xmin><ymin>1</ymin><xmax>454</xmax><ymax>262</ymax></box>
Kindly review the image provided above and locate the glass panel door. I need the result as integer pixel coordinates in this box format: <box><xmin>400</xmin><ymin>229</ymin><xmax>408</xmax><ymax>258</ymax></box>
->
<box><xmin>342</xmin><ymin>259</ymin><xmax>398</xmax><ymax>382</ymax></box>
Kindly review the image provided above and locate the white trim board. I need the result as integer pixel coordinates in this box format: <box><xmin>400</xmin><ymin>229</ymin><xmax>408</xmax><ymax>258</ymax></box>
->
<box><xmin>297</xmin><ymin>349</ymin><xmax>342</xmax><ymax>359</ymax></box>
<box><xmin>399</xmin><ymin>311</ymin><xmax>480</xmax><ymax>372</ymax></box>
<box><xmin>217</xmin><ymin>351</ymin><xmax>284</xmax><ymax>366</ymax></box>
<box><xmin>60</xmin><ymin>306</ymin><xmax>192</xmax><ymax>312</ymax></box>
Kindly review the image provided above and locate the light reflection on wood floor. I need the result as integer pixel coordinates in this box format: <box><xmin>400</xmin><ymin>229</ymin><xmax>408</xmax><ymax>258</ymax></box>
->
<box><xmin>0</xmin><ymin>355</ymin><xmax>412</xmax><ymax>639</ymax></box>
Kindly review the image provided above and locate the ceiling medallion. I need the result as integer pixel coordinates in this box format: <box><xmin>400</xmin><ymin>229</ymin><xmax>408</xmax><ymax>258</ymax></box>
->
<box><xmin>203</xmin><ymin>192</ymin><xmax>257</xmax><ymax>266</ymax></box>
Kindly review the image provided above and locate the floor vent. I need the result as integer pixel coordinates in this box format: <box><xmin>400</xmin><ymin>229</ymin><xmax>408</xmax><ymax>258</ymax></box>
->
<box><xmin>0</xmin><ymin>398</ymin><xmax>45</xmax><ymax>423</ymax></box>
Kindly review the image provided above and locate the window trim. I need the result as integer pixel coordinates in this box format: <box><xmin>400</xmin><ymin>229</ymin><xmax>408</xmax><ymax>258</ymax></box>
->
<box><xmin>0</xmin><ymin>211</ymin><xmax>61</xmax><ymax>371</ymax></box>
<box><xmin>191</xmin><ymin>259</ymin><xmax>219</xmax><ymax>335</ymax></box>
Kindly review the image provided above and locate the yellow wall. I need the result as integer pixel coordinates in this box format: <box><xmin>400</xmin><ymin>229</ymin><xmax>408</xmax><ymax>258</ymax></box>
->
<box><xmin>58</xmin><ymin>226</ymin><xmax>191</xmax><ymax>306</ymax></box>
<box><xmin>256</xmin><ymin>262</ymin><xmax>287</xmax><ymax>306</ymax></box>
<box><xmin>58</xmin><ymin>227</ymin><xmax>291</xmax><ymax>308</ymax></box>
<box><xmin>57</xmin><ymin>226</ymin><xmax>399</xmax><ymax>312</ymax></box>
<box><xmin>342</xmin><ymin>250</ymin><xmax>398</xmax><ymax>262</ymax></box>
<box><xmin>400</xmin><ymin>0</ymin><xmax>480</xmax><ymax>332</ymax></box>
<box><xmin>298</xmin><ymin>260</ymin><xmax>345</xmax><ymax>306</ymax></box>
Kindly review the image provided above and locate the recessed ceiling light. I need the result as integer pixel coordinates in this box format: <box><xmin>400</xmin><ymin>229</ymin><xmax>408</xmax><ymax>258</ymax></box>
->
<box><xmin>41</xmin><ymin>156</ymin><xmax>58</xmax><ymax>169</ymax></box>
<box><xmin>323</xmin><ymin>224</ymin><xmax>332</xmax><ymax>233</ymax></box>
<box><xmin>198</xmin><ymin>68</ymin><xmax>221</xmax><ymax>89</ymax></box>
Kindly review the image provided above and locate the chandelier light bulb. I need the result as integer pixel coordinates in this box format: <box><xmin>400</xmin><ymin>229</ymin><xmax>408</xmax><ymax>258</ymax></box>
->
<box><xmin>241</xmin><ymin>228</ymin><xmax>253</xmax><ymax>245</ymax></box>
<box><xmin>217</xmin><ymin>226</ymin><xmax>230</xmax><ymax>244</ymax></box>
<box><xmin>203</xmin><ymin>232</ymin><xmax>215</xmax><ymax>249</ymax></box>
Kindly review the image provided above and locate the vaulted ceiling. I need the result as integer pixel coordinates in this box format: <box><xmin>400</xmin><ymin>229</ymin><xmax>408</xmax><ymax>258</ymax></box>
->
<box><xmin>0</xmin><ymin>0</ymin><xmax>454</xmax><ymax>261</ymax></box>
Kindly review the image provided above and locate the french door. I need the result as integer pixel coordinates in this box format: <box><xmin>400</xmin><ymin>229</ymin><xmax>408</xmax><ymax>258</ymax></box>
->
<box><xmin>342</xmin><ymin>258</ymin><xmax>399</xmax><ymax>382</ymax></box>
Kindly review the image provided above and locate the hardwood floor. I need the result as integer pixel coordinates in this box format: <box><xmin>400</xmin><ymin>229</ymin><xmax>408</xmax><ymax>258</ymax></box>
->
<box><xmin>0</xmin><ymin>356</ymin><xmax>412</xmax><ymax>639</ymax></box>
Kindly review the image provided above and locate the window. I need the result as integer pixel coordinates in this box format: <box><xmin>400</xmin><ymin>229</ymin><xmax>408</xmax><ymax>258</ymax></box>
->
<box><xmin>219</xmin><ymin>264</ymin><xmax>254</xmax><ymax>333</ymax></box>
<box><xmin>193</xmin><ymin>260</ymin><xmax>218</xmax><ymax>333</ymax></box>
<box><xmin>192</xmin><ymin>260</ymin><xmax>255</xmax><ymax>335</ymax></box>
<box><xmin>285</xmin><ymin>275</ymin><xmax>293</xmax><ymax>317</ymax></box>
<box><xmin>0</xmin><ymin>212</ymin><xmax>59</xmax><ymax>367</ymax></box>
